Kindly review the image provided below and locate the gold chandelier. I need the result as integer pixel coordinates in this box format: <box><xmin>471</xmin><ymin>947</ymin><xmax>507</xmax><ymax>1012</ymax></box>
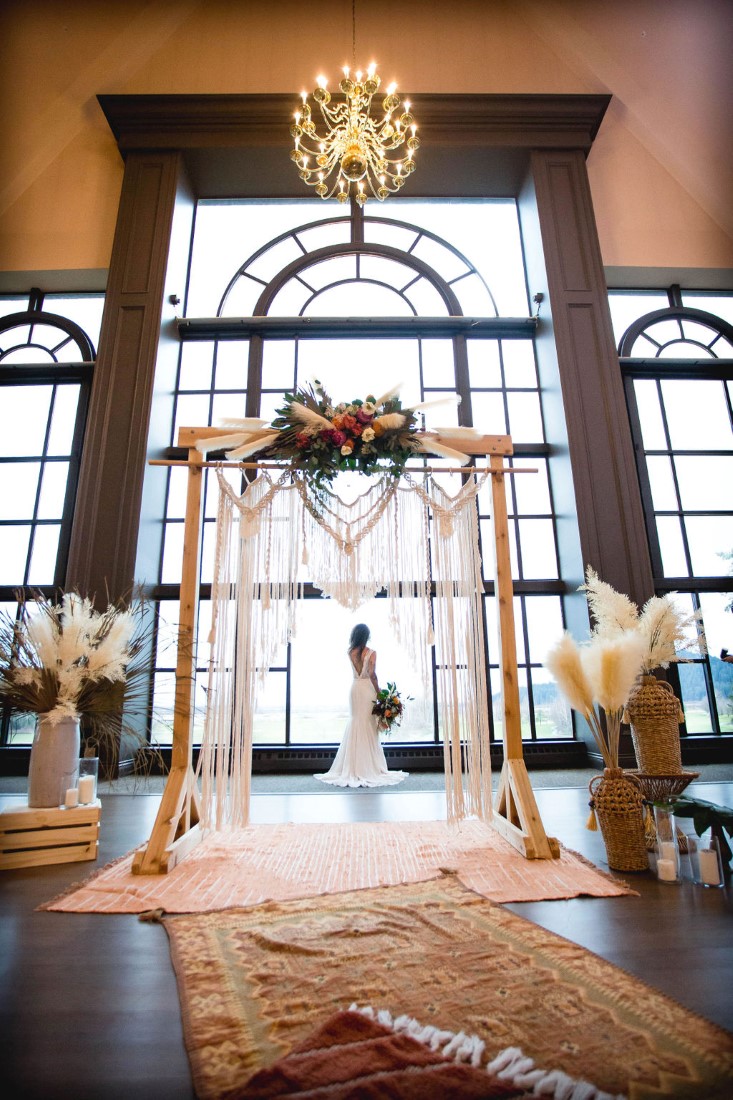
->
<box><xmin>290</xmin><ymin>62</ymin><xmax>419</xmax><ymax>205</ymax></box>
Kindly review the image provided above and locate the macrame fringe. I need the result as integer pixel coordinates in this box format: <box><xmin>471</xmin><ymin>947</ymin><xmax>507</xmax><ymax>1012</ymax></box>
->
<box><xmin>198</xmin><ymin>467</ymin><xmax>494</xmax><ymax>830</ymax></box>
<box><xmin>352</xmin><ymin>1005</ymin><xmax>625</xmax><ymax>1100</ymax></box>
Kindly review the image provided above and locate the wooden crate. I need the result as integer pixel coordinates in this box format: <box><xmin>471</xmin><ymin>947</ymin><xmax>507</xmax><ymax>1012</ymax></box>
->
<box><xmin>0</xmin><ymin>800</ymin><xmax>101</xmax><ymax>870</ymax></box>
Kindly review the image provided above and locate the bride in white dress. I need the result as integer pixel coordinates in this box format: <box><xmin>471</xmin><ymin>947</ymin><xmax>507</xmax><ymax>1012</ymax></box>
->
<box><xmin>314</xmin><ymin>624</ymin><xmax>408</xmax><ymax>789</ymax></box>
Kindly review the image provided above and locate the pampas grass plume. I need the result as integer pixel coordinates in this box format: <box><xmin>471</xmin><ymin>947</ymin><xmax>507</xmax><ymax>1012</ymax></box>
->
<box><xmin>580</xmin><ymin>566</ymin><xmax>639</xmax><ymax>636</ymax></box>
<box><xmin>544</xmin><ymin>633</ymin><xmax>594</xmax><ymax>716</ymax></box>
<box><xmin>581</xmin><ymin>632</ymin><xmax>647</xmax><ymax>712</ymax></box>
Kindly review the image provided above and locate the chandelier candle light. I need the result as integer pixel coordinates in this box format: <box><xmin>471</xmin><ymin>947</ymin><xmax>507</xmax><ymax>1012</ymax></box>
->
<box><xmin>291</xmin><ymin>64</ymin><xmax>419</xmax><ymax>204</ymax></box>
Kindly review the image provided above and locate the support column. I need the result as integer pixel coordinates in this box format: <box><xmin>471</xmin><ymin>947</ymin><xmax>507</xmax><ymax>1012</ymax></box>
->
<box><xmin>66</xmin><ymin>151</ymin><xmax>185</xmax><ymax>601</ymax></box>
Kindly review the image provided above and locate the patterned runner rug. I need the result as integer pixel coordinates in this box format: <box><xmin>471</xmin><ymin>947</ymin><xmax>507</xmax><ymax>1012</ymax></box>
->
<box><xmin>163</xmin><ymin>874</ymin><xmax>733</xmax><ymax>1100</ymax></box>
<box><xmin>42</xmin><ymin>818</ymin><xmax>633</xmax><ymax>914</ymax></box>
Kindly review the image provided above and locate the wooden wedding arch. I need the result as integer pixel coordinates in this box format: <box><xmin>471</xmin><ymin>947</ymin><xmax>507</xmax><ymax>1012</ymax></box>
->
<box><xmin>132</xmin><ymin>426</ymin><xmax>560</xmax><ymax>875</ymax></box>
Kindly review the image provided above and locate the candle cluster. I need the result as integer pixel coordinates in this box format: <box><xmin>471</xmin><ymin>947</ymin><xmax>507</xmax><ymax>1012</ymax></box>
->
<box><xmin>61</xmin><ymin>759</ymin><xmax>98</xmax><ymax>809</ymax></box>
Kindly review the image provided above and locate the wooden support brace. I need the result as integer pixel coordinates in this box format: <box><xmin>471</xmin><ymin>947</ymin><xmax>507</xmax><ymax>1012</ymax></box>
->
<box><xmin>132</xmin><ymin>447</ymin><xmax>205</xmax><ymax>875</ymax></box>
<box><xmin>488</xmin><ymin>453</ymin><xmax>560</xmax><ymax>860</ymax></box>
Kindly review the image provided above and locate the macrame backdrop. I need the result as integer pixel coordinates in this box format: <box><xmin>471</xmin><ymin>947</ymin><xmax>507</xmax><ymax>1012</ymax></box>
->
<box><xmin>197</xmin><ymin>467</ymin><xmax>493</xmax><ymax>829</ymax></box>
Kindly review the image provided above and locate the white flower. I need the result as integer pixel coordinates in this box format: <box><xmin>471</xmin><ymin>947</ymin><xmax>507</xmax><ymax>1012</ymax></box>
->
<box><xmin>361</xmin><ymin>427</ymin><xmax>376</xmax><ymax>442</ymax></box>
<box><xmin>340</xmin><ymin>444</ymin><xmax>353</xmax><ymax>455</ymax></box>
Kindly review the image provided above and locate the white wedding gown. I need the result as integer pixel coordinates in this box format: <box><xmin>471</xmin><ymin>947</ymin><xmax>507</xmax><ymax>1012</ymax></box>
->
<box><xmin>314</xmin><ymin>647</ymin><xmax>409</xmax><ymax>788</ymax></box>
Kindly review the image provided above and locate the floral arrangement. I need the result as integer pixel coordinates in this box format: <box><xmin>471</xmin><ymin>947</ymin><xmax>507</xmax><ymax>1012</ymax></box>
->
<box><xmin>265</xmin><ymin>380</ymin><xmax>420</xmax><ymax>488</ymax></box>
<box><xmin>0</xmin><ymin>592</ymin><xmax>149</xmax><ymax>734</ymax></box>
<box><xmin>580</xmin><ymin>566</ymin><xmax>706</xmax><ymax>672</ymax></box>
<box><xmin>372</xmin><ymin>681</ymin><xmax>411</xmax><ymax>733</ymax></box>
<box><xmin>195</xmin><ymin>380</ymin><xmax>475</xmax><ymax>490</ymax></box>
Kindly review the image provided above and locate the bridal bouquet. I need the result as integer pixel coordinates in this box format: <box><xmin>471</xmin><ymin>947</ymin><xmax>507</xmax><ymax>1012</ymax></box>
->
<box><xmin>372</xmin><ymin>681</ymin><xmax>411</xmax><ymax>733</ymax></box>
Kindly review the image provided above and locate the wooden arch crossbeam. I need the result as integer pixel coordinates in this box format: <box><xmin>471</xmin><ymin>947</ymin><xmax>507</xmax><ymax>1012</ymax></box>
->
<box><xmin>132</xmin><ymin>427</ymin><xmax>559</xmax><ymax>875</ymax></box>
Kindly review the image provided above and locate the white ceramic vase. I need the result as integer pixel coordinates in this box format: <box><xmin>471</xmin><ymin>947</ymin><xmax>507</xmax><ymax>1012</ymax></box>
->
<box><xmin>27</xmin><ymin>714</ymin><xmax>81</xmax><ymax>808</ymax></box>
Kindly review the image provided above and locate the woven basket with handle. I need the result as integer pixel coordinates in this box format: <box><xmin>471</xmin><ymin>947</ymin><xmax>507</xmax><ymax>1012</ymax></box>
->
<box><xmin>589</xmin><ymin>768</ymin><xmax>649</xmax><ymax>871</ymax></box>
<box><xmin>624</xmin><ymin>674</ymin><xmax>684</xmax><ymax>774</ymax></box>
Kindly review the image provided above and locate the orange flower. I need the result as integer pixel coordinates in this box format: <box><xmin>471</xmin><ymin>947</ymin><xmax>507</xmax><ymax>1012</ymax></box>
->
<box><xmin>372</xmin><ymin>420</ymin><xmax>385</xmax><ymax>437</ymax></box>
<box><xmin>331</xmin><ymin>415</ymin><xmax>345</xmax><ymax>429</ymax></box>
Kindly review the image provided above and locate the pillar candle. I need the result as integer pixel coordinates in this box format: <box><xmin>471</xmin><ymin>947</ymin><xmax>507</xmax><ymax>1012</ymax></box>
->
<box><xmin>78</xmin><ymin>775</ymin><xmax>95</xmax><ymax>804</ymax></box>
<box><xmin>658</xmin><ymin>841</ymin><xmax>677</xmax><ymax>862</ymax></box>
<box><xmin>699</xmin><ymin>848</ymin><xmax>721</xmax><ymax>886</ymax></box>
<box><xmin>656</xmin><ymin>858</ymin><xmax>677</xmax><ymax>882</ymax></box>
<box><xmin>64</xmin><ymin>787</ymin><xmax>79</xmax><ymax>808</ymax></box>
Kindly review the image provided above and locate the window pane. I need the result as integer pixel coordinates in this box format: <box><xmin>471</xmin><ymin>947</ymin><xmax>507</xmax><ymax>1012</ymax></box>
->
<box><xmin>501</xmin><ymin>341</ymin><xmax>537</xmax><ymax>387</ymax></box>
<box><xmin>677</xmin><ymin>662</ymin><xmax>712</xmax><ymax>733</ymax></box>
<box><xmin>404</xmin><ymin>277</ymin><xmax>449</xmax><ymax>316</ymax></box>
<box><xmin>532</xmin><ymin>667</ymin><xmax>572</xmax><ymax>737</ymax></box>
<box><xmin>421</xmin><ymin>340</ymin><xmax>456</xmax><ymax>388</ymax></box>
<box><xmin>179</xmin><ymin>342</ymin><xmax>215</xmax><ymax>390</ymax></box>
<box><xmin>37</xmin><ymin>462</ymin><xmax>69</xmax><ymax>519</ymax></box>
<box><xmin>524</xmin><ymin>595</ymin><xmax>564</xmax><ymax>662</ymax></box>
<box><xmin>607</xmin><ymin>292</ymin><xmax>669</xmax><ymax>347</ymax></box>
<box><xmin>467</xmin><ymin>340</ymin><xmax>501</xmax><ymax>387</ymax></box>
<box><xmin>0</xmin><ymin>463</ymin><xmax>40</xmax><ymax>519</ymax></box>
<box><xmin>261</xmin><ymin>341</ymin><xmax>295</xmax><ymax>389</ymax></box>
<box><xmin>253</xmin><ymin>672</ymin><xmax>287</xmax><ymax>744</ymax></box>
<box><xmin>296</xmin><ymin>339</ymin><xmax>421</xmax><ymax>406</ymax></box>
<box><xmin>161</xmin><ymin>522</ymin><xmax>184</xmax><ymax>583</ymax></box>
<box><xmin>471</xmin><ymin>391</ymin><xmax>506</xmax><ymax>434</ymax></box>
<box><xmin>174</xmin><ymin>394</ymin><xmax>212</xmax><ymax>441</ymax></box>
<box><xmin>674</xmin><ymin>456</ymin><xmax>733</xmax><ymax>511</ymax></box>
<box><xmin>507</xmin><ymin>391</ymin><xmax>544</xmax><ymax>442</ymax></box>
<box><xmin>518</xmin><ymin>519</ymin><xmax>558</xmax><ymax>578</ymax></box>
<box><xmin>47</xmin><ymin>385</ymin><xmax>81</xmax><ymax>455</ymax></box>
<box><xmin>681</xmin><ymin>293</ymin><xmax>733</xmax><ymax>326</ymax></box>
<box><xmin>646</xmin><ymin>456</ymin><xmax>678</xmax><ymax>511</ymax></box>
<box><xmin>685</xmin><ymin>517</ymin><xmax>733</xmax><ymax>576</ymax></box>
<box><xmin>304</xmin><ymin>255</ymin><xmax>357</xmax><ymax>290</ymax></box>
<box><xmin>513</xmin><ymin>458</ymin><xmax>552</xmax><ymax>514</ymax></box>
<box><xmin>0</xmin><ymin>387</ymin><xmax>52</xmax><ymax>455</ymax></box>
<box><xmin>1</xmin><ymin>524</ymin><xmax>31</xmax><ymax>583</ymax></box>
<box><xmin>46</xmin><ymin>294</ymin><xmax>104</xmax><ymax>350</ymax></box>
<box><xmin>633</xmin><ymin>379</ymin><xmax>666</xmax><ymax>450</ymax></box>
<box><xmin>448</xmin><ymin>272</ymin><xmax>495</xmax><ymax>316</ymax></box>
<box><xmin>27</xmin><ymin>524</ymin><xmax>61</xmax><ymax>584</ymax></box>
<box><xmin>657</xmin><ymin>516</ymin><xmax>689</xmax><ymax>576</ymax></box>
<box><xmin>661</xmin><ymin>380</ymin><xmax>732</xmax><ymax>450</ymax></box>
<box><xmin>215</xmin><ymin>341</ymin><xmax>249</xmax><ymax>390</ymax></box>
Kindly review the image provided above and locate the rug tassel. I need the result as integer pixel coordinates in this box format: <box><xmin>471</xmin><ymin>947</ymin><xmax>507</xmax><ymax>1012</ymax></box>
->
<box><xmin>643</xmin><ymin>803</ymin><xmax>654</xmax><ymax>833</ymax></box>
<box><xmin>585</xmin><ymin>802</ymin><xmax>598</xmax><ymax>832</ymax></box>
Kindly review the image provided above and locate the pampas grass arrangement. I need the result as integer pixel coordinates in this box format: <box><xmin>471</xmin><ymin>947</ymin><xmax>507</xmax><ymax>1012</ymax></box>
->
<box><xmin>545</xmin><ymin>630</ymin><xmax>647</xmax><ymax>770</ymax></box>
<box><xmin>580</xmin><ymin>566</ymin><xmax>706</xmax><ymax>671</ymax></box>
<box><xmin>0</xmin><ymin>591</ymin><xmax>161</xmax><ymax>777</ymax></box>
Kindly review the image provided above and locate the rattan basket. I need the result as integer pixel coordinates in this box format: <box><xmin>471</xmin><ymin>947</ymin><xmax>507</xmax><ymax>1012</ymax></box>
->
<box><xmin>624</xmin><ymin>675</ymin><xmax>684</xmax><ymax>774</ymax></box>
<box><xmin>589</xmin><ymin>768</ymin><xmax>649</xmax><ymax>871</ymax></box>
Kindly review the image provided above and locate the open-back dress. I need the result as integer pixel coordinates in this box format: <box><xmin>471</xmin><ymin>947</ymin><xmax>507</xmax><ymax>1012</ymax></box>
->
<box><xmin>314</xmin><ymin>647</ymin><xmax>408</xmax><ymax>788</ymax></box>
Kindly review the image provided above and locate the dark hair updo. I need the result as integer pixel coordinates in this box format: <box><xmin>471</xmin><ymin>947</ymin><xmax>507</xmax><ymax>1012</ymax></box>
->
<box><xmin>348</xmin><ymin>623</ymin><xmax>370</xmax><ymax>651</ymax></box>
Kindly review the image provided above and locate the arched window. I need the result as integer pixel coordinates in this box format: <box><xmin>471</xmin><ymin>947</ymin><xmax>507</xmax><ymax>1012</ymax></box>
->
<box><xmin>0</xmin><ymin>288</ymin><xmax>103</xmax><ymax>744</ymax></box>
<box><xmin>611</xmin><ymin>286</ymin><xmax>733</xmax><ymax>737</ymax></box>
<box><xmin>150</xmin><ymin>199</ymin><xmax>569</xmax><ymax>761</ymax></box>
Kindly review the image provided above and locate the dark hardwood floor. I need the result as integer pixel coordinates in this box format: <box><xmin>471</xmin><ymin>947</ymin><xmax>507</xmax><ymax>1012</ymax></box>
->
<box><xmin>1</xmin><ymin>780</ymin><xmax>731</xmax><ymax>1100</ymax></box>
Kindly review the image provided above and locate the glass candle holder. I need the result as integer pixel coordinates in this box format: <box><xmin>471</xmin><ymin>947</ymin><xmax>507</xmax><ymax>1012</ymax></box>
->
<box><xmin>698</xmin><ymin>834</ymin><xmax>724</xmax><ymax>888</ymax></box>
<box><xmin>78</xmin><ymin>757</ymin><xmax>99</xmax><ymax>804</ymax></box>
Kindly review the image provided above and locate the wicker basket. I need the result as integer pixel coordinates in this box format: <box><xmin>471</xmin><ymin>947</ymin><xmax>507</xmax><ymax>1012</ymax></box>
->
<box><xmin>589</xmin><ymin>768</ymin><xmax>649</xmax><ymax>872</ymax></box>
<box><xmin>624</xmin><ymin>675</ymin><xmax>684</xmax><ymax>774</ymax></box>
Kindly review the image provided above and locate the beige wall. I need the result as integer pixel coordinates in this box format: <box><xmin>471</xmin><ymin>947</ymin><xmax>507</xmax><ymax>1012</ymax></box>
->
<box><xmin>1</xmin><ymin>0</ymin><xmax>731</xmax><ymax>283</ymax></box>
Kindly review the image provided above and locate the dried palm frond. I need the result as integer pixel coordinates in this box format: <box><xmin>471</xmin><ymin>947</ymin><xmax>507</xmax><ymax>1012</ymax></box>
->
<box><xmin>413</xmin><ymin>436</ymin><xmax>470</xmax><ymax>464</ymax></box>
<box><xmin>373</xmin><ymin>412</ymin><xmax>407</xmax><ymax>432</ymax></box>
<box><xmin>195</xmin><ymin>431</ymin><xmax>251</xmax><ymax>454</ymax></box>
<box><xmin>409</xmin><ymin>394</ymin><xmax>462</xmax><ymax>413</ymax></box>
<box><xmin>288</xmin><ymin>402</ymin><xmax>333</xmax><ymax>433</ymax></box>
<box><xmin>373</xmin><ymin>383</ymin><xmax>403</xmax><ymax>407</ymax></box>
<box><xmin>227</xmin><ymin>430</ymin><xmax>280</xmax><ymax>459</ymax></box>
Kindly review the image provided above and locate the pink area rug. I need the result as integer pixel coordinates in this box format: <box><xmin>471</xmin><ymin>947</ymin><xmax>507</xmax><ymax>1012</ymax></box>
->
<box><xmin>41</xmin><ymin>818</ymin><xmax>635</xmax><ymax>914</ymax></box>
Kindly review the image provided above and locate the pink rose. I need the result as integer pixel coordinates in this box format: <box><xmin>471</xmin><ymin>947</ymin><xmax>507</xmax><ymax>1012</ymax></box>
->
<box><xmin>356</xmin><ymin>408</ymin><xmax>373</xmax><ymax>424</ymax></box>
<box><xmin>330</xmin><ymin>429</ymin><xmax>346</xmax><ymax>447</ymax></box>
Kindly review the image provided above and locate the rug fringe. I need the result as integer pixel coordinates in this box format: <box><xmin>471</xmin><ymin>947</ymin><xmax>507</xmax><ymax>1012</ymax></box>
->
<box><xmin>561</xmin><ymin>845</ymin><xmax>638</xmax><ymax>895</ymax></box>
<box><xmin>352</xmin><ymin>1005</ymin><xmax>626</xmax><ymax>1100</ymax></box>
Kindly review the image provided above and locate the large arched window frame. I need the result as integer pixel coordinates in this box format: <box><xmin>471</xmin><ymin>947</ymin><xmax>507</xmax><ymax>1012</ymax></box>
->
<box><xmin>152</xmin><ymin>200</ymin><xmax>566</xmax><ymax>758</ymax></box>
<box><xmin>616</xmin><ymin>285</ymin><xmax>733</xmax><ymax>739</ymax></box>
<box><xmin>0</xmin><ymin>289</ymin><xmax>100</xmax><ymax>747</ymax></box>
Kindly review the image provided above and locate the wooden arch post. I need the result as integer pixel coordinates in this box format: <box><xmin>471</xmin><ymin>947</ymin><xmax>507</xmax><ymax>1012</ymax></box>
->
<box><xmin>132</xmin><ymin>427</ymin><xmax>557</xmax><ymax>874</ymax></box>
